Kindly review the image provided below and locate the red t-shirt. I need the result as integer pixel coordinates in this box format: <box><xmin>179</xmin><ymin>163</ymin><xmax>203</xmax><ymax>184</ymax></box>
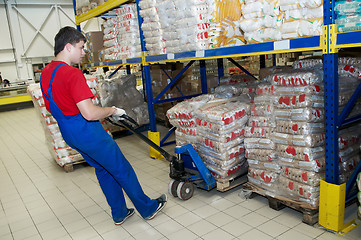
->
<box><xmin>41</xmin><ymin>61</ymin><xmax>94</xmax><ymax>116</ymax></box>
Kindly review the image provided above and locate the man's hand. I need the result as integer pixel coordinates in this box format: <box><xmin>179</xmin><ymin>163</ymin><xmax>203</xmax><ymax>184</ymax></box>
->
<box><xmin>112</xmin><ymin>107</ymin><xmax>126</xmax><ymax>121</ymax></box>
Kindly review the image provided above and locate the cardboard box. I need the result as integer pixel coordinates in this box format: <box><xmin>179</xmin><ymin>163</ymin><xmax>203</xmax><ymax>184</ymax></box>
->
<box><xmin>85</xmin><ymin>31</ymin><xmax>103</xmax><ymax>53</ymax></box>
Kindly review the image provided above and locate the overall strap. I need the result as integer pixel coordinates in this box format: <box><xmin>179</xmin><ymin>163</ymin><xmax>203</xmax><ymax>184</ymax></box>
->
<box><xmin>40</xmin><ymin>62</ymin><xmax>66</xmax><ymax>100</ymax></box>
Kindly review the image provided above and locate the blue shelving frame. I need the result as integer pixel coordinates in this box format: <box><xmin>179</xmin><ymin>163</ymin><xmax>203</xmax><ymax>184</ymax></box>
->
<box><xmin>75</xmin><ymin>0</ymin><xmax>361</xmax><ymax>207</ymax></box>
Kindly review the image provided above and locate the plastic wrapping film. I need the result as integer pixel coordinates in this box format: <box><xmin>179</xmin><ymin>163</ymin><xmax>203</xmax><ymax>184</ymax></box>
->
<box><xmin>339</xmin><ymin>144</ymin><xmax>360</xmax><ymax>162</ymax></box>
<box><xmin>244</xmin><ymin>138</ymin><xmax>276</xmax><ymax>149</ymax></box>
<box><xmin>245</xmin><ymin>126</ymin><xmax>274</xmax><ymax>138</ymax></box>
<box><xmin>281</xmin><ymin>167</ymin><xmax>324</xmax><ymax>186</ymax></box>
<box><xmin>197</xmin><ymin>135</ymin><xmax>244</xmax><ymax>152</ymax></box>
<box><xmin>267</xmin><ymin>69</ymin><xmax>324</xmax><ymax>86</ymax></box>
<box><xmin>275</xmin><ymin>93</ymin><xmax>324</xmax><ymax>108</ymax></box>
<box><xmin>211</xmin><ymin>160</ymin><xmax>249</xmax><ymax>180</ymax></box>
<box><xmin>98</xmin><ymin>74</ymin><xmax>149</xmax><ymax>126</ymax></box>
<box><xmin>202</xmin><ymin>153</ymin><xmax>246</xmax><ymax>173</ymax></box>
<box><xmin>273</xmin><ymin>132</ymin><xmax>324</xmax><ymax>147</ymax></box>
<box><xmin>248</xmin><ymin>116</ymin><xmax>277</xmax><ymax>128</ymax></box>
<box><xmin>274</xmin><ymin>107</ymin><xmax>324</xmax><ymax>122</ymax></box>
<box><xmin>278</xmin><ymin>175</ymin><xmax>320</xmax><ymax>207</ymax></box>
<box><xmin>198</xmin><ymin>144</ymin><xmax>245</xmax><ymax>161</ymax></box>
<box><xmin>279</xmin><ymin>156</ymin><xmax>325</xmax><ymax>172</ymax></box>
<box><xmin>339</xmin><ymin>126</ymin><xmax>361</xmax><ymax>151</ymax></box>
<box><xmin>198</xmin><ymin>126</ymin><xmax>245</xmax><ymax>143</ymax></box>
<box><xmin>248</xmin><ymin>166</ymin><xmax>280</xmax><ymax>185</ymax></box>
<box><xmin>276</xmin><ymin>144</ymin><xmax>324</xmax><ymax>161</ymax></box>
<box><xmin>27</xmin><ymin>84</ymin><xmax>83</xmax><ymax>166</ymax></box>
<box><xmin>214</xmin><ymin>83</ymin><xmax>258</xmax><ymax>98</ymax></box>
<box><xmin>219</xmin><ymin>75</ymin><xmax>258</xmax><ymax>85</ymax></box>
<box><xmin>248</xmin><ymin>159</ymin><xmax>282</xmax><ymax>172</ymax></box>
<box><xmin>251</xmin><ymin>103</ymin><xmax>275</xmax><ymax>116</ymax></box>
<box><xmin>275</xmin><ymin>120</ymin><xmax>324</xmax><ymax>135</ymax></box>
<box><xmin>335</xmin><ymin>0</ymin><xmax>361</xmax><ymax>32</ymax></box>
<box><xmin>245</xmin><ymin>148</ymin><xmax>278</xmax><ymax>162</ymax></box>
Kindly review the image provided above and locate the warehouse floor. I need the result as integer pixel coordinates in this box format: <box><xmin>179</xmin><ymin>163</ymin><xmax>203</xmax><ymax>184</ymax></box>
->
<box><xmin>0</xmin><ymin>108</ymin><xmax>360</xmax><ymax>240</ymax></box>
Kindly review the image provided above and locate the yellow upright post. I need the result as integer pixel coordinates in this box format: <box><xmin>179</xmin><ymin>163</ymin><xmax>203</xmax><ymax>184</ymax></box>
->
<box><xmin>148</xmin><ymin>131</ymin><xmax>163</xmax><ymax>159</ymax></box>
<box><xmin>319</xmin><ymin>179</ymin><xmax>357</xmax><ymax>235</ymax></box>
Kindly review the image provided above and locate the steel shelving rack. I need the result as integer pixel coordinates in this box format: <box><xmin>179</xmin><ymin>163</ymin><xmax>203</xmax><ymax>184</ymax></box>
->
<box><xmin>74</xmin><ymin>0</ymin><xmax>361</xmax><ymax>233</ymax></box>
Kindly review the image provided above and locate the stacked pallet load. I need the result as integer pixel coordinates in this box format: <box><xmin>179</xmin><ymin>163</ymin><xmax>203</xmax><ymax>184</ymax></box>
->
<box><xmin>245</xmin><ymin>83</ymin><xmax>280</xmax><ymax>194</ymax></box>
<box><xmin>102</xmin><ymin>3</ymin><xmax>141</xmax><ymax>61</ymax></box>
<box><xmin>27</xmin><ymin>84</ymin><xmax>83</xmax><ymax>172</ymax></box>
<box><xmin>270</xmin><ymin>68</ymin><xmax>325</xmax><ymax>207</ymax></box>
<box><xmin>194</xmin><ymin>96</ymin><xmax>250</xmax><ymax>182</ymax></box>
<box><xmin>139</xmin><ymin>0</ymin><xmax>210</xmax><ymax>55</ymax></box>
<box><xmin>166</xmin><ymin>94</ymin><xmax>215</xmax><ymax>147</ymax></box>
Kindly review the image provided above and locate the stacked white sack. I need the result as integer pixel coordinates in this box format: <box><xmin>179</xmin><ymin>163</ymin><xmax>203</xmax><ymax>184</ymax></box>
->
<box><xmin>245</xmin><ymin>83</ymin><xmax>280</xmax><ymax>193</ymax></box>
<box><xmin>240</xmin><ymin>0</ymin><xmax>283</xmax><ymax>44</ymax></box>
<box><xmin>27</xmin><ymin>84</ymin><xmax>83</xmax><ymax>166</ymax></box>
<box><xmin>194</xmin><ymin>97</ymin><xmax>250</xmax><ymax>180</ymax></box>
<box><xmin>167</xmin><ymin>94</ymin><xmax>215</xmax><ymax>147</ymax></box>
<box><xmin>139</xmin><ymin>0</ymin><xmax>167</xmax><ymax>55</ymax></box>
<box><xmin>280</xmin><ymin>0</ymin><xmax>323</xmax><ymax>39</ymax></box>
<box><xmin>335</xmin><ymin>0</ymin><xmax>361</xmax><ymax>32</ymax></box>
<box><xmin>103</xmin><ymin>4</ymin><xmax>141</xmax><ymax>60</ymax></box>
<box><xmin>207</xmin><ymin>0</ymin><xmax>246</xmax><ymax>48</ymax></box>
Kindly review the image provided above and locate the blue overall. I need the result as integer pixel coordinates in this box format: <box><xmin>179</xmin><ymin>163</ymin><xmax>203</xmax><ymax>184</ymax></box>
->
<box><xmin>41</xmin><ymin>63</ymin><xmax>158</xmax><ymax>221</ymax></box>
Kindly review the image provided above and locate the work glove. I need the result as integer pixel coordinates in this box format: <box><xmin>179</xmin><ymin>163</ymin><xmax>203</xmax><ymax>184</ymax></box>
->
<box><xmin>112</xmin><ymin>106</ymin><xmax>126</xmax><ymax>121</ymax></box>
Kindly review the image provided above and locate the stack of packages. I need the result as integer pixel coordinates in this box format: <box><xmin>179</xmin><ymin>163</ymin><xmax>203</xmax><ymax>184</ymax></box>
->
<box><xmin>97</xmin><ymin>74</ymin><xmax>149</xmax><ymax>126</ymax></box>
<box><xmin>335</xmin><ymin>0</ymin><xmax>361</xmax><ymax>32</ymax></box>
<box><xmin>102</xmin><ymin>4</ymin><xmax>141</xmax><ymax>61</ymax></box>
<box><xmin>245</xmin><ymin>83</ymin><xmax>280</xmax><ymax>193</ymax></box>
<box><xmin>27</xmin><ymin>84</ymin><xmax>83</xmax><ymax>167</ymax></box>
<box><xmin>194</xmin><ymin>97</ymin><xmax>250</xmax><ymax>181</ymax></box>
<box><xmin>139</xmin><ymin>0</ymin><xmax>210</xmax><ymax>55</ymax></box>
<box><xmin>270</xmin><ymin>68</ymin><xmax>325</xmax><ymax>207</ymax></box>
<box><xmin>279</xmin><ymin>0</ymin><xmax>323</xmax><ymax>39</ymax></box>
<box><xmin>239</xmin><ymin>0</ymin><xmax>282</xmax><ymax>44</ymax></box>
<box><xmin>208</xmin><ymin>0</ymin><xmax>246</xmax><ymax>48</ymax></box>
<box><xmin>166</xmin><ymin>94</ymin><xmax>215</xmax><ymax>147</ymax></box>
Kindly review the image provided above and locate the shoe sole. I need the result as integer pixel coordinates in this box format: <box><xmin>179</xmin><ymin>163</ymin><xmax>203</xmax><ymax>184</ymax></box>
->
<box><xmin>114</xmin><ymin>210</ymin><xmax>135</xmax><ymax>225</ymax></box>
<box><xmin>146</xmin><ymin>195</ymin><xmax>167</xmax><ymax>220</ymax></box>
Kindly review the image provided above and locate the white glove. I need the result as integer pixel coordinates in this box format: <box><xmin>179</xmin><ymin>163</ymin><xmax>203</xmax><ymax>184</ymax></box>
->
<box><xmin>112</xmin><ymin>106</ymin><xmax>126</xmax><ymax>121</ymax></box>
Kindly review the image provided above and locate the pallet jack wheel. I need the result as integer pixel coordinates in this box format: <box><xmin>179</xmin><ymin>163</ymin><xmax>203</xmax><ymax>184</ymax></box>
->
<box><xmin>168</xmin><ymin>179</ymin><xmax>180</xmax><ymax>197</ymax></box>
<box><xmin>176</xmin><ymin>181</ymin><xmax>194</xmax><ymax>200</ymax></box>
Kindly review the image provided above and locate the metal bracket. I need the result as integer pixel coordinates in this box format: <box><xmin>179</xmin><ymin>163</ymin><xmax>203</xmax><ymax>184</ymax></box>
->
<box><xmin>328</xmin><ymin>24</ymin><xmax>338</xmax><ymax>54</ymax></box>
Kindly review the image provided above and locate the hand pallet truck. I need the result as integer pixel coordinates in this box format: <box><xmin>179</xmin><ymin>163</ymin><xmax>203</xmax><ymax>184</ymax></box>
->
<box><xmin>107</xmin><ymin>116</ymin><xmax>217</xmax><ymax>200</ymax></box>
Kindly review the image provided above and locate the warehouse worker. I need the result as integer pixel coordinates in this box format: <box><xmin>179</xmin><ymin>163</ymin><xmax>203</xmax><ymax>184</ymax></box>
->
<box><xmin>40</xmin><ymin>26</ymin><xmax>167</xmax><ymax>225</ymax></box>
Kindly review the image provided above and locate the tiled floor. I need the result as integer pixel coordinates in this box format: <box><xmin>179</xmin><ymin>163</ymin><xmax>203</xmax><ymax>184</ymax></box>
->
<box><xmin>0</xmin><ymin>107</ymin><xmax>360</xmax><ymax>240</ymax></box>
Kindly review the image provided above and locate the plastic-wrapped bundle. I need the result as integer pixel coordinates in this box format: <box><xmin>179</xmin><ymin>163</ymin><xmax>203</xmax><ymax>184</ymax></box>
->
<box><xmin>198</xmin><ymin>144</ymin><xmax>245</xmax><ymax>162</ymax></box>
<box><xmin>281</xmin><ymin>167</ymin><xmax>323</xmax><ymax>186</ymax></box>
<box><xmin>339</xmin><ymin>126</ymin><xmax>361</xmax><ymax>151</ymax></box>
<box><xmin>202</xmin><ymin>153</ymin><xmax>246</xmax><ymax>173</ymax></box>
<box><xmin>274</xmin><ymin>107</ymin><xmax>324</xmax><ymax>122</ymax></box>
<box><xmin>248</xmin><ymin>171</ymin><xmax>280</xmax><ymax>193</ymax></box>
<box><xmin>246</xmin><ymin>148</ymin><xmax>277</xmax><ymax>162</ymax></box>
<box><xmin>248</xmin><ymin>116</ymin><xmax>277</xmax><ymax>128</ymax></box>
<box><xmin>276</xmin><ymin>144</ymin><xmax>324</xmax><ymax>161</ymax></box>
<box><xmin>245</xmin><ymin>126</ymin><xmax>274</xmax><ymax>138</ymax></box>
<box><xmin>273</xmin><ymin>132</ymin><xmax>324</xmax><ymax>147</ymax></box>
<box><xmin>198</xmin><ymin>126</ymin><xmax>245</xmax><ymax>143</ymax></box>
<box><xmin>279</xmin><ymin>156</ymin><xmax>325</xmax><ymax>172</ymax></box>
<box><xmin>278</xmin><ymin>175</ymin><xmax>320</xmax><ymax>207</ymax></box>
<box><xmin>275</xmin><ymin>93</ymin><xmax>324</xmax><ymax>108</ymax></box>
<box><xmin>248</xmin><ymin>159</ymin><xmax>282</xmax><ymax>172</ymax></box>
<box><xmin>244</xmin><ymin>138</ymin><xmax>276</xmax><ymax>149</ymax></box>
<box><xmin>98</xmin><ymin>74</ymin><xmax>149</xmax><ymax>126</ymax></box>
<box><xmin>197</xmin><ymin>134</ymin><xmax>244</xmax><ymax>152</ymax></box>
<box><xmin>335</xmin><ymin>0</ymin><xmax>361</xmax><ymax>32</ymax></box>
<box><xmin>275</xmin><ymin>120</ymin><xmax>324</xmax><ymax>135</ymax></box>
<box><xmin>293</xmin><ymin>58</ymin><xmax>323</xmax><ymax>69</ymax></box>
<box><xmin>268</xmin><ymin>69</ymin><xmax>323</xmax><ymax>86</ymax></box>
<box><xmin>248</xmin><ymin>167</ymin><xmax>280</xmax><ymax>185</ymax></box>
<box><xmin>211</xmin><ymin>160</ymin><xmax>248</xmax><ymax>180</ymax></box>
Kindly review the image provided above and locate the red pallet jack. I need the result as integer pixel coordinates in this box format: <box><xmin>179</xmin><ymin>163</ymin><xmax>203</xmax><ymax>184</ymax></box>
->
<box><xmin>107</xmin><ymin>116</ymin><xmax>217</xmax><ymax>200</ymax></box>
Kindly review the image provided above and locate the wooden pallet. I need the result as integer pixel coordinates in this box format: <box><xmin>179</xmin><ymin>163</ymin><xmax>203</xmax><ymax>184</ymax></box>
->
<box><xmin>217</xmin><ymin>173</ymin><xmax>248</xmax><ymax>192</ymax></box>
<box><xmin>63</xmin><ymin>160</ymin><xmax>87</xmax><ymax>172</ymax></box>
<box><xmin>243</xmin><ymin>182</ymin><xmax>319</xmax><ymax>225</ymax></box>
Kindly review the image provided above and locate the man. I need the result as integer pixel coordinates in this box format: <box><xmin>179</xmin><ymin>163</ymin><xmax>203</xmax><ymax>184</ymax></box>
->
<box><xmin>40</xmin><ymin>26</ymin><xmax>166</xmax><ymax>225</ymax></box>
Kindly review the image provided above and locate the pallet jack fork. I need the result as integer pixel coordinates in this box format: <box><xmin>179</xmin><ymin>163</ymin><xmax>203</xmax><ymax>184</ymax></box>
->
<box><xmin>107</xmin><ymin>116</ymin><xmax>217</xmax><ymax>200</ymax></box>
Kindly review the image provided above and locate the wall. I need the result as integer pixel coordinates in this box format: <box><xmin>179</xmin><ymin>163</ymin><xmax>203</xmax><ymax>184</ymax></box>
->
<box><xmin>0</xmin><ymin>0</ymin><xmax>78</xmax><ymax>83</ymax></box>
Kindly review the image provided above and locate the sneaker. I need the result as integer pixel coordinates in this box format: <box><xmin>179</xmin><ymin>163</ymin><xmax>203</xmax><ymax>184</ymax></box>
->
<box><xmin>145</xmin><ymin>194</ymin><xmax>167</xmax><ymax>220</ymax></box>
<box><xmin>114</xmin><ymin>208</ymin><xmax>135</xmax><ymax>225</ymax></box>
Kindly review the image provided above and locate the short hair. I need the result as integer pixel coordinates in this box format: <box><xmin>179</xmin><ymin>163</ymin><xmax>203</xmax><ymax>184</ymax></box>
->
<box><xmin>54</xmin><ymin>26</ymin><xmax>87</xmax><ymax>56</ymax></box>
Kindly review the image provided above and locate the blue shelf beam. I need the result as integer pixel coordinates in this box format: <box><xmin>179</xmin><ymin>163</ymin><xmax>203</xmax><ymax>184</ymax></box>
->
<box><xmin>338</xmin><ymin>82</ymin><xmax>361</xmax><ymax>127</ymax></box>
<box><xmin>160</xmin><ymin>127</ymin><xmax>176</xmax><ymax>147</ymax></box>
<box><xmin>346</xmin><ymin>160</ymin><xmax>361</xmax><ymax>200</ymax></box>
<box><xmin>155</xmin><ymin>94</ymin><xmax>202</xmax><ymax>104</ymax></box>
<box><xmin>199</xmin><ymin>60</ymin><xmax>208</xmax><ymax>94</ymax></box>
<box><xmin>217</xmin><ymin>58</ymin><xmax>224</xmax><ymax>83</ymax></box>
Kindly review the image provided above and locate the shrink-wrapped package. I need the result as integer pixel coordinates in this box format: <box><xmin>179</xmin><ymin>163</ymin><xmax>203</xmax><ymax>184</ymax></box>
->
<box><xmin>335</xmin><ymin>0</ymin><xmax>361</xmax><ymax>32</ymax></box>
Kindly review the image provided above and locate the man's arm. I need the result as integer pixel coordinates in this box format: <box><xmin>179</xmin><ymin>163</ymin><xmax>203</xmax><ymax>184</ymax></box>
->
<box><xmin>76</xmin><ymin>98</ymin><xmax>116</xmax><ymax>121</ymax></box>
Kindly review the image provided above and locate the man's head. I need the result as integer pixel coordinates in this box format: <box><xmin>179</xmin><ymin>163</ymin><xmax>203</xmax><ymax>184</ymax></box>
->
<box><xmin>54</xmin><ymin>26</ymin><xmax>87</xmax><ymax>64</ymax></box>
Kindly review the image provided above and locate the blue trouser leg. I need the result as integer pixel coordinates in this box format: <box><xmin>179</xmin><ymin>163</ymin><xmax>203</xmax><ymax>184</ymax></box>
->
<box><xmin>61</xmin><ymin>120</ymin><xmax>158</xmax><ymax>219</ymax></box>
